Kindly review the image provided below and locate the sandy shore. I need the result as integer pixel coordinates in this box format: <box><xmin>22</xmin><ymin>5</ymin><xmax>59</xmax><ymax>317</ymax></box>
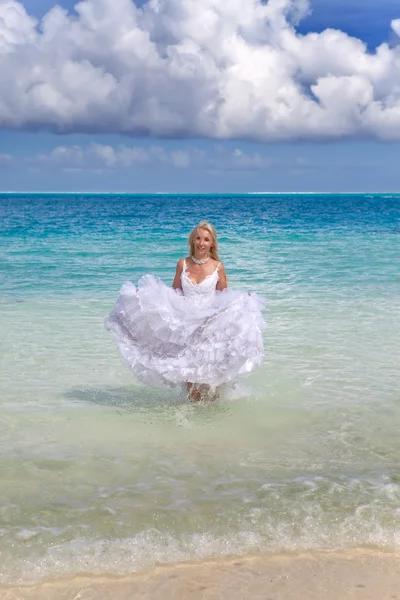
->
<box><xmin>1</xmin><ymin>551</ymin><xmax>400</xmax><ymax>600</ymax></box>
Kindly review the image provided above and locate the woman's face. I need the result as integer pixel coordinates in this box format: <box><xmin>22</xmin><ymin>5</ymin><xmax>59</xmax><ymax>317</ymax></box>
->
<box><xmin>194</xmin><ymin>228</ymin><xmax>213</xmax><ymax>256</ymax></box>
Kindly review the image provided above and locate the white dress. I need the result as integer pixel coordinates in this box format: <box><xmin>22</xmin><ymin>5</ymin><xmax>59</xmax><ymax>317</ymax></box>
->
<box><xmin>105</xmin><ymin>260</ymin><xmax>265</xmax><ymax>389</ymax></box>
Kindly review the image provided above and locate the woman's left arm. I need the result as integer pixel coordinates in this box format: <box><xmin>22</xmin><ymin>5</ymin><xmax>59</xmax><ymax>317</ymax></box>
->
<box><xmin>172</xmin><ymin>258</ymin><xmax>184</xmax><ymax>290</ymax></box>
<box><xmin>216</xmin><ymin>263</ymin><xmax>228</xmax><ymax>291</ymax></box>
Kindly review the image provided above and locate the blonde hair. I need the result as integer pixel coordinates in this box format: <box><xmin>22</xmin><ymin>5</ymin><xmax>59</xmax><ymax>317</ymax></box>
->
<box><xmin>188</xmin><ymin>220</ymin><xmax>220</xmax><ymax>261</ymax></box>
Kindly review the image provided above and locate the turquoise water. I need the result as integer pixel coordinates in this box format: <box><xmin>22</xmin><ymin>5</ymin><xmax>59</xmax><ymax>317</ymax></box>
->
<box><xmin>0</xmin><ymin>193</ymin><xmax>399</xmax><ymax>584</ymax></box>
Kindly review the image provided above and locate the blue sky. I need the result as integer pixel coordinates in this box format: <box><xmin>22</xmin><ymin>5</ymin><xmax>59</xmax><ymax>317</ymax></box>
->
<box><xmin>1</xmin><ymin>0</ymin><xmax>400</xmax><ymax>192</ymax></box>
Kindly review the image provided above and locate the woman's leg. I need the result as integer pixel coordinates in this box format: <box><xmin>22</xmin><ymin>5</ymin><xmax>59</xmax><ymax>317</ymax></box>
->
<box><xmin>186</xmin><ymin>382</ymin><xmax>218</xmax><ymax>402</ymax></box>
<box><xmin>186</xmin><ymin>382</ymin><xmax>202</xmax><ymax>402</ymax></box>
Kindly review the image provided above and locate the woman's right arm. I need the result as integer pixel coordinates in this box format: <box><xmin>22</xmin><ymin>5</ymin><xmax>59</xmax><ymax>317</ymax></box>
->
<box><xmin>172</xmin><ymin>258</ymin><xmax>184</xmax><ymax>290</ymax></box>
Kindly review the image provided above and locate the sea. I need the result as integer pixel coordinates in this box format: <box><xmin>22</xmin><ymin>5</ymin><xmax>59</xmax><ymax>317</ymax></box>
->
<box><xmin>0</xmin><ymin>192</ymin><xmax>399</xmax><ymax>585</ymax></box>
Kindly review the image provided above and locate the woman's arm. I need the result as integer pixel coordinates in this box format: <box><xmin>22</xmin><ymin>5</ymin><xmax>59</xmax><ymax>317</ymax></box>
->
<box><xmin>172</xmin><ymin>258</ymin><xmax>184</xmax><ymax>290</ymax></box>
<box><xmin>216</xmin><ymin>263</ymin><xmax>228</xmax><ymax>291</ymax></box>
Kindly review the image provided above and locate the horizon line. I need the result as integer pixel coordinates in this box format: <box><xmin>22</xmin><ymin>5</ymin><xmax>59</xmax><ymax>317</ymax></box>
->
<box><xmin>1</xmin><ymin>191</ymin><xmax>399</xmax><ymax>196</ymax></box>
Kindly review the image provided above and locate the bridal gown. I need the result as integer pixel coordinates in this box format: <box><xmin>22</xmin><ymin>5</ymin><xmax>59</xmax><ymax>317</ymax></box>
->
<box><xmin>105</xmin><ymin>260</ymin><xmax>265</xmax><ymax>389</ymax></box>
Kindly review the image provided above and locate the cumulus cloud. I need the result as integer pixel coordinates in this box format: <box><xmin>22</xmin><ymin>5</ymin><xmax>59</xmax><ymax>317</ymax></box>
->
<box><xmin>392</xmin><ymin>19</ymin><xmax>400</xmax><ymax>38</ymax></box>
<box><xmin>1</xmin><ymin>0</ymin><xmax>400</xmax><ymax>140</ymax></box>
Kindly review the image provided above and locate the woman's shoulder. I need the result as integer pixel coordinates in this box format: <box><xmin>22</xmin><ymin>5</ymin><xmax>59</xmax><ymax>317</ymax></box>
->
<box><xmin>176</xmin><ymin>257</ymin><xmax>188</xmax><ymax>270</ymax></box>
<box><xmin>209</xmin><ymin>258</ymin><xmax>224</xmax><ymax>272</ymax></box>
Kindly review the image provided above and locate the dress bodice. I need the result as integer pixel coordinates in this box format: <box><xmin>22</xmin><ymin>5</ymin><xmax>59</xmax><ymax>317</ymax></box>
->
<box><xmin>181</xmin><ymin>259</ymin><xmax>220</xmax><ymax>305</ymax></box>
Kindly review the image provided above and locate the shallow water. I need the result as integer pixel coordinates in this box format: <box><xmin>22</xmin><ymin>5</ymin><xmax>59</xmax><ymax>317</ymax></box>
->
<box><xmin>0</xmin><ymin>193</ymin><xmax>399</xmax><ymax>583</ymax></box>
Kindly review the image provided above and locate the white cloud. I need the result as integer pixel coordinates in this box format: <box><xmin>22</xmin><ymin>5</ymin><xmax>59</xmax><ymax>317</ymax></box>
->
<box><xmin>0</xmin><ymin>142</ymin><xmax>333</xmax><ymax>174</ymax></box>
<box><xmin>392</xmin><ymin>19</ymin><xmax>400</xmax><ymax>38</ymax></box>
<box><xmin>1</xmin><ymin>0</ymin><xmax>400</xmax><ymax>140</ymax></box>
<box><xmin>209</xmin><ymin>148</ymin><xmax>272</xmax><ymax>171</ymax></box>
<box><xmin>33</xmin><ymin>142</ymin><xmax>280</xmax><ymax>171</ymax></box>
<box><xmin>34</xmin><ymin>142</ymin><xmax>191</xmax><ymax>170</ymax></box>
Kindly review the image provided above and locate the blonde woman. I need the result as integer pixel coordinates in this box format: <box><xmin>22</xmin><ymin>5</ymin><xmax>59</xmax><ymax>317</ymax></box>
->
<box><xmin>106</xmin><ymin>221</ymin><xmax>264</xmax><ymax>401</ymax></box>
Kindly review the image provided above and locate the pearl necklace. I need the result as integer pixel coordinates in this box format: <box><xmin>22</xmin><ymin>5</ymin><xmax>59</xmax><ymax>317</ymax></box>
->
<box><xmin>191</xmin><ymin>255</ymin><xmax>210</xmax><ymax>265</ymax></box>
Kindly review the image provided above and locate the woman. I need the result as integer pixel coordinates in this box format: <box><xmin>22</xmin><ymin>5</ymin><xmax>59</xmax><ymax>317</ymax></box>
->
<box><xmin>105</xmin><ymin>221</ymin><xmax>265</xmax><ymax>401</ymax></box>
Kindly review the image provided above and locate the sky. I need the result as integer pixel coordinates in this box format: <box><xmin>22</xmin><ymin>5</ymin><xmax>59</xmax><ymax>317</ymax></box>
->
<box><xmin>1</xmin><ymin>0</ymin><xmax>400</xmax><ymax>193</ymax></box>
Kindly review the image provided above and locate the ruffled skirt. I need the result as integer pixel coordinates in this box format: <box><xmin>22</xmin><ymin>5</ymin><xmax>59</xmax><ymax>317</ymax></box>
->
<box><xmin>105</xmin><ymin>275</ymin><xmax>265</xmax><ymax>388</ymax></box>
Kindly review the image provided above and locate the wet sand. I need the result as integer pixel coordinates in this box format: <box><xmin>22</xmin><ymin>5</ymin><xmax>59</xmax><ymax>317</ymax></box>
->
<box><xmin>2</xmin><ymin>551</ymin><xmax>400</xmax><ymax>600</ymax></box>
